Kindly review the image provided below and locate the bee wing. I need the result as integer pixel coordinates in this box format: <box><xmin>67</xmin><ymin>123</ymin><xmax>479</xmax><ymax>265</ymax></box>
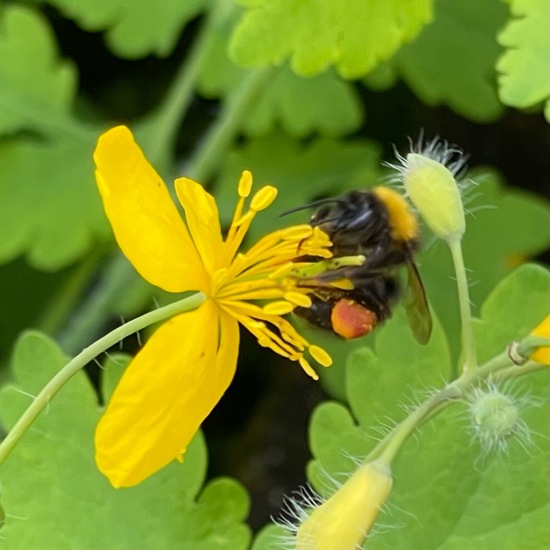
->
<box><xmin>403</xmin><ymin>257</ymin><xmax>432</xmax><ymax>345</ymax></box>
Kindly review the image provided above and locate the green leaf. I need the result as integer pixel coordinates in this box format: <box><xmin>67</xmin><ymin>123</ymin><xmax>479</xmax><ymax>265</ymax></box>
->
<box><xmin>346</xmin><ymin>308</ymin><xmax>451</xmax><ymax>430</ymax></box>
<box><xmin>0</xmin><ymin>332</ymin><xmax>251</xmax><ymax>549</ymax></box>
<box><xmin>307</xmin><ymin>401</ymin><xmax>372</xmax><ymax>493</ymax></box>
<box><xmin>497</xmin><ymin>0</ymin><xmax>550</xmax><ymax>118</ymax></box>
<box><xmin>197</xmin><ymin>7</ymin><xmax>363</xmax><ymax>137</ymax></box>
<box><xmin>305</xmin><ymin>264</ymin><xmax>549</xmax><ymax>549</ymax></box>
<box><xmin>230</xmin><ymin>0</ymin><xmax>434</xmax><ymax>78</ymax></box>
<box><xmin>245</xmin><ymin>65</ymin><xmax>364</xmax><ymax>137</ymax></box>
<box><xmin>0</xmin><ymin>138</ymin><xmax>110</xmax><ymax>269</ymax></box>
<box><xmin>306</xmin><ymin>308</ymin><xmax>450</xmax><ymax>494</ymax></box>
<box><xmin>390</xmin><ymin>0</ymin><xmax>507</xmax><ymax>122</ymax></box>
<box><xmin>474</xmin><ymin>263</ymin><xmax>550</xmax><ymax>363</ymax></box>
<box><xmin>371</xmin><ymin>266</ymin><xmax>550</xmax><ymax>549</ymax></box>
<box><xmin>373</xmin><ymin>383</ymin><xmax>548</xmax><ymax>550</ymax></box>
<box><xmin>0</xmin><ymin>5</ymin><xmax>113</xmax><ymax>269</ymax></box>
<box><xmin>198</xmin><ymin>477</ymin><xmax>250</xmax><ymax>524</ymax></box>
<box><xmin>0</xmin><ymin>5</ymin><xmax>77</xmax><ymax>134</ymax></box>
<box><xmin>44</xmin><ymin>0</ymin><xmax>209</xmax><ymax>59</ymax></box>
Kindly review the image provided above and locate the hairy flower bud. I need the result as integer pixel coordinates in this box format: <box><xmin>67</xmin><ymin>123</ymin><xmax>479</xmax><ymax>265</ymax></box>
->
<box><xmin>404</xmin><ymin>153</ymin><xmax>465</xmax><ymax>241</ymax></box>
<box><xmin>388</xmin><ymin>138</ymin><xmax>468</xmax><ymax>243</ymax></box>
<box><xmin>468</xmin><ymin>386</ymin><xmax>530</xmax><ymax>453</ymax></box>
<box><xmin>295</xmin><ymin>460</ymin><xmax>392</xmax><ymax>550</ymax></box>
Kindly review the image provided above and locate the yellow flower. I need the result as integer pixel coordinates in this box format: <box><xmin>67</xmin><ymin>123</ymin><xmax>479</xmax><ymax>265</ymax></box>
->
<box><xmin>529</xmin><ymin>315</ymin><xmax>550</xmax><ymax>365</ymax></box>
<box><xmin>93</xmin><ymin>126</ymin><xmax>334</xmax><ymax>488</ymax></box>
<box><xmin>295</xmin><ymin>460</ymin><xmax>393</xmax><ymax>550</ymax></box>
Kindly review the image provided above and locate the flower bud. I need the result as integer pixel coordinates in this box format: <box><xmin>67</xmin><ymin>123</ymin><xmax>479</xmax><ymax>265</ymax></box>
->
<box><xmin>471</xmin><ymin>389</ymin><xmax>518</xmax><ymax>438</ymax></box>
<box><xmin>468</xmin><ymin>387</ymin><xmax>530</xmax><ymax>453</ymax></box>
<box><xmin>296</xmin><ymin>460</ymin><xmax>392</xmax><ymax>550</ymax></box>
<box><xmin>403</xmin><ymin>152</ymin><xmax>465</xmax><ymax>242</ymax></box>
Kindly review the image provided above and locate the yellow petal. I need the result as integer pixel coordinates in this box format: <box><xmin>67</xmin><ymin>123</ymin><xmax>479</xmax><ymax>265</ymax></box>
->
<box><xmin>175</xmin><ymin>177</ymin><xmax>224</xmax><ymax>275</ymax></box>
<box><xmin>95</xmin><ymin>299</ymin><xmax>239</xmax><ymax>487</ymax></box>
<box><xmin>94</xmin><ymin>126</ymin><xmax>207</xmax><ymax>293</ymax></box>
<box><xmin>530</xmin><ymin>315</ymin><xmax>550</xmax><ymax>365</ymax></box>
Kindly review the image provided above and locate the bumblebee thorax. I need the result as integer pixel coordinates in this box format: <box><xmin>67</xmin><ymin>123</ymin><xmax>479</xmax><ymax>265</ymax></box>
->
<box><xmin>372</xmin><ymin>186</ymin><xmax>418</xmax><ymax>243</ymax></box>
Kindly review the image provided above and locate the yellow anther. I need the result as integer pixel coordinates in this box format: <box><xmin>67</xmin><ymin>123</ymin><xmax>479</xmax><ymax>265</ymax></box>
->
<box><xmin>263</xmin><ymin>301</ymin><xmax>295</xmax><ymax>315</ymax></box>
<box><xmin>309</xmin><ymin>345</ymin><xmax>332</xmax><ymax>367</ymax></box>
<box><xmin>278</xmin><ymin>225</ymin><xmax>313</xmax><ymax>240</ymax></box>
<box><xmin>238</xmin><ymin>170</ymin><xmax>253</xmax><ymax>198</ymax></box>
<box><xmin>283</xmin><ymin>292</ymin><xmax>312</xmax><ymax>307</ymax></box>
<box><xmin>299</xmin><ymin>356</ymin><xmax>319</xmax><ymax>380</ymax></box>
<box><xmin>250</xmin><ymin>185</ymin><xmax>278</xmax><ymax>211</ymax></box>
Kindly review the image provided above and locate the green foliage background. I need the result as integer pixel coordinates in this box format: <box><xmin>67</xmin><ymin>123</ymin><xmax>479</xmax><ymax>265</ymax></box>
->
<box><xmin>0</xmin><ymin>0</ymin><xmax>548</xmax><ymax>548</ymax></box>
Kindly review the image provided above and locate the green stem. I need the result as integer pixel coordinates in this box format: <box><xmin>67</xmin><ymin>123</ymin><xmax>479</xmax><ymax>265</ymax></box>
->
<box><xmin>141</xmin><ymin>8</ymin><xmax>216</xmax><ymax>164</ymax></box>
<box><xmin>471</xmin><ymin>350</ymin><xmax>511</xmax><ymax>376</ymax></box>
<box><xmin>0</xmin><ymin>292</ymin><xmax>205</xmax><ymax>467</ymax></box>
<box><xmin>493</xmin><ymin>360</ymin><xmax>547</xmax><ymax>382</ymax></box>
<box><xmin>375</xmin><ymin>385</ymin><xmax>461</xmax><ymax>464</ymax></box>
<box><xmin>368</xmin><ymin>350</ymin><xmax>518</xmax><ymax>465</ymax></box>
<box><xmin>448</xmin><ymin>238</ymin><xmax>477</xmax><ymax>374</ymax></box>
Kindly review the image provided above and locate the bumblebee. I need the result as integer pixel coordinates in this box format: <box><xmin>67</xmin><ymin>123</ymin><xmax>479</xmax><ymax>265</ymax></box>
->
<box><xmin>290</xmin><ymin>186</ymin><xmax>432</xmax><ymax>343</ymax></box>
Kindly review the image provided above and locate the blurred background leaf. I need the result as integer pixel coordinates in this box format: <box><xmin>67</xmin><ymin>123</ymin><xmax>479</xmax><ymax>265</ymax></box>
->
<box><xmin>497</xmin><ymin>0</ymin><xmax>550</xmax><ymax>119</ymax></box>
<box><xmin>42</xmin><ymin>0</ymin><xmax>210</xmax><ymax>58</ymax></box>
<box><xmin>0</xmin><ymin>5</ymin><xmax>108</xmax><ymax>269</ymax></box>
<box><xmin>386</xmin><ymin>0</ymin><xmax>508</xmax><ymax>122</ymax></box>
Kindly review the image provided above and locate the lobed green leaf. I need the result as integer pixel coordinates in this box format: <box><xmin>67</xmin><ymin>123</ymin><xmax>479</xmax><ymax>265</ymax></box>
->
<box><xmin>497</xmin><ymin>0</ymin><xmax>550</xmax><ymax>118</ymax></box>
<box><xmin>230</xmin><ymin>0</ymin><xmax>434</xmax><ymax>78</ymax></box>
<box><xmin>0</xmin><ymin>139</ymin><xmax>109</xmax><ymax>269</ymax></box>
<box><xmin>0</xmin><ymin>5</ymin><xmax>76</xmax><ymax>134</ymax></box>
<box><xmin>0</xmin><ymin>5</ymin><xmax>113</xmax><ymax>269</ymax></box>
<box><xmin>390</xmin><ymin>0</ymin><xmax>507</xmax><ymax>122</ymax></box>
<box><xmin>473</xmin><ymin>263</ymin><xmax>550</xmax><ymax>363</ymax></box>
<box><xmin>0</xmin><ymin>332</ymin><xmax>251</xmax><ymax>549</ymax></box>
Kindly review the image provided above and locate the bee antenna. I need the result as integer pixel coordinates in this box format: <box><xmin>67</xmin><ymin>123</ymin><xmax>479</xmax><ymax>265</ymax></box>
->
<box><xmin>279</xmin><ymin>197</ymin><xmax>339</xmax><ymax>217</ymax></box>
